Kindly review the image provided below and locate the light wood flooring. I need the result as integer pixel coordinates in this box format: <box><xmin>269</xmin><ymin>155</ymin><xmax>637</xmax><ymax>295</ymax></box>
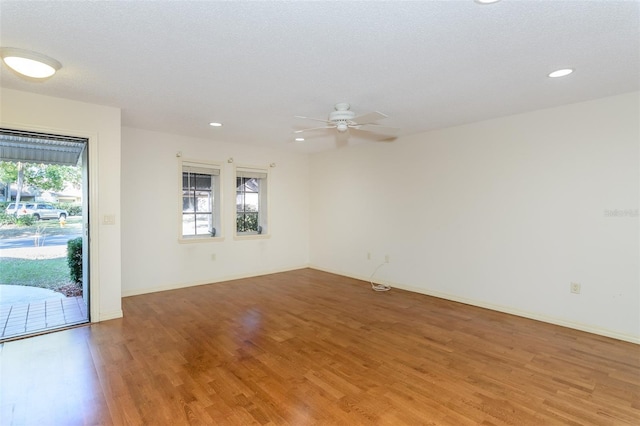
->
<box><xmin>1</xmin><ymin>268</ymin><xmax>638</xmax><ymax>425</ymax></box>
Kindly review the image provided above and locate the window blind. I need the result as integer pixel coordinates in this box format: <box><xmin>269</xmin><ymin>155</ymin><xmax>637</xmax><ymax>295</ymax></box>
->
<box><xmin>236</xmin><ymin>168</ymin><xmax>267</xmax><ymax>179</ymax></box>
<box><xmin>183</xmin><ymin>162</ymin><xmax>220</xmax><ymax>176</ymax></box>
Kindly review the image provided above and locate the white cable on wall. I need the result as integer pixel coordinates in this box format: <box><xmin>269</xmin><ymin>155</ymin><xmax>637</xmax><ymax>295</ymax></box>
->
<box><xmin>370</xmin><ymin>263</ymin><xmax>391</xmax><ymax>292</ymax></box>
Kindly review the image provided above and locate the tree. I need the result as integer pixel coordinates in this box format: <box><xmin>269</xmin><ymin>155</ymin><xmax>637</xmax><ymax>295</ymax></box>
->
<box><xmin>0</xmin><ymin>162</ymin><xmax>18</xmax><ymax>202</ymax></box>
<box><xmin>24</xmin><ymin>163</ymin><xmax>81</xmax><ymax>192</ymax></box>
<box><xmin>0</xmin><ymin>161</ymin><xmax>18</xmax><ymax>183</ymax></box>
<box><xmin>15</xmin><ymin>162</ymin><xmax>24</xmax><ymax>206</ymax></box>
<box><xmin>0</xmin><ymin>161</ymin><xmax>81</xmax><ymax>201</ymax></box>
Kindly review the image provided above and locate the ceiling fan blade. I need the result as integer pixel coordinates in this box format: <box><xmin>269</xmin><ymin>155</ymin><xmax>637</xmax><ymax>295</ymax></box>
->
<box><xmin>349</xmin><ymin>128</ymin><xmax>397</xmax><ymax>142</ymax></box>
<box><xmin>355</xmin><ymin>123</ymin><xmax>400</xmax><ymax>134</ymax></box>
<box><xmin>294</xmin><ymin>115</ymin><xmax>331</xmax><ymax>124</ymax></box>
<box><xmin>351</xmin><ymin>111</ymin><xmax>388</xmax><ymax>125</ymax></box>
<box><xmin>293</xmin><ymin>125</ymin><xmax>335</xmax><ymax>133</ymax></box>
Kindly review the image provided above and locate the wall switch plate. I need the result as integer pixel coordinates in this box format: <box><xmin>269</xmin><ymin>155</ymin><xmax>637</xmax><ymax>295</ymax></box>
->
<box><xmin>103</xmin><ymin>214</ymin><xmax>115</xmax><ymax>225</ymax></box>
<box><xmin>367</xmin><ymin>252</ymin><xmax>371</xmax><ymax>260</ymax></box>
<box><xmin>385</xmin><ymin>255</ymin><xmax>390</xmax><ymax>263</ymax></box>
<box><xmin>211</xmin><ymin>253</ymin><xmax>216</xmax><ymax>261</ymax></box>
<box><xmin>570</xmin><ymin>282</ymin><xmax>581</xmax><ymax>294</ymax></box>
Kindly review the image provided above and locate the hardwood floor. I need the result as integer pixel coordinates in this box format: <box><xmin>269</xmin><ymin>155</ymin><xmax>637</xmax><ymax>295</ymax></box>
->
<box><xmin>1</xmin><ymin>268</ymin><xmax>638</xmax><ymax>425</ymax></box>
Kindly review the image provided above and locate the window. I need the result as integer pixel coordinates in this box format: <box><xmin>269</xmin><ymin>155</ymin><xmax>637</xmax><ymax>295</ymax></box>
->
<box><xmin>236</xmin><ymin>167</ymin><xmax>268</xmax><ymax>236</ymax></box>
<box><xmin>181</xmin><ymin>161</ymin><xmax>221</xmax><ymax>240</ymax></box>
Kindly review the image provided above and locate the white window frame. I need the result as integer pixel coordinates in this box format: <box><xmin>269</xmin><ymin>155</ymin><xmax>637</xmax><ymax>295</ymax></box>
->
<box><xmin>235</xmin><ymin>165</ymin><xmax>269</xmax><ymax>239</ymax></box>
<box><xmin>179</xmin><ymin>159</ymin><xmax>223</xmax><ymax>243</ymax></box>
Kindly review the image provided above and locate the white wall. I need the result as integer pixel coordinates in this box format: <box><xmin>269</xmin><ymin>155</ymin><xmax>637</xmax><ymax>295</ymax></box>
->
<box><xmin>120</xmin><ymin>127</ymin><xmax>309</xmax><ymax>296</ymax></box>
<box><xmin>310</xmin><ymin>92</ymin><xmax>640</xmax><ymax>343</ymax></box>
<box><xmin>4</xmin><ymin>88</ymin><xmax>636</xmax><ymax>342</ymax></box>
<box><xmin>1</xmin><ymin>88</ymin><xmax>123</xmax><ymax>321</ymax></box>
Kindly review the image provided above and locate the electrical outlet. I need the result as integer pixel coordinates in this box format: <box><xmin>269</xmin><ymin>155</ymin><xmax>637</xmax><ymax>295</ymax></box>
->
<box><xmin>570</xmin><ymin>282</ymin><xmax>581</xmax><ymax>294</ymax></box>
<box><xmin>385</xmin><ymin>255</ymin><xmax>390</xmax><ymax>263</ymax></box>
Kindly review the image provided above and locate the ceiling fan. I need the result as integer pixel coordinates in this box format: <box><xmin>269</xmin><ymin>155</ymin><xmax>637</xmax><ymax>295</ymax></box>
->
<box><xmin>294</xmin><ymin>103</ymin><xmax>398</xmax><ymax>138</ymax></box>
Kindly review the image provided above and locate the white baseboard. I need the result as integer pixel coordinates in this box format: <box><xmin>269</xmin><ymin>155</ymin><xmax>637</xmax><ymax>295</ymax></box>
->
<box><xmin>121</xmin><ymin>264</ymin><xmax>310</xmax><ymax>298</ymax></box>
<box><xmin>95</xmin><ymin>309</ymin><xmax>123</xmax><ymax>322</ymax></box>
<box><xmin>308</xmin><ymin>265</ymin><xmax>640</xmax><ymax>345</ymax></box>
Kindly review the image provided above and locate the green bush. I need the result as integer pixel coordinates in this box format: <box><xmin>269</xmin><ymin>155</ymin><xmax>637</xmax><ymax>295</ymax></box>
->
<box><xmin>67</xmin><ymin>237</ymin><xmax>83</xmax><ymax>284</ymax></box>
<box><xmin>16</xmin><ymin>214</ymin><xmax>35</xmax><ymax>226</ymax></box>
<box><xmin>57</xmin><ymin>202</ymin><xmax>82</xmax><ymax>216</ymax></box>
<box><xmin>0</xmin><ymin>211</ymin><xmax>17</xmax><ymax>226</ymax></box>
<box><xmin>68</xmin><ymin>205</ymin><xmax>82</xmax><ymax>216</ymax></box>
<box><xmin>236</xmin><ymin>213</ymin><xmax>259</xmax><ymax>233</ymax></box>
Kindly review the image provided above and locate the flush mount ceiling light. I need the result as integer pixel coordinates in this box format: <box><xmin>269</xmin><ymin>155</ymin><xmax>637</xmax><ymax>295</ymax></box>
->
<box><xmin>548</xmin><ymin>68</ymin><xmax>574</xmax><ymax>78</ymax></box>
<box><xmin>0</xmin><ymin>47</ymin><xmax>61</xmax><ymax>79</ymax></box>
<box><xmin>474</xmin><ymin>0</ymin><xmax>502</xmax><ymax>4</ymax></box>
<box><xmin>295</xmin><ymin>137</ymin><xmax>305</xmax><ymax>142</ymax></box>
<box><xmin>209</xmin><ymin>122</ymin><xmax>223</xmax><ymax>127</ymax></box>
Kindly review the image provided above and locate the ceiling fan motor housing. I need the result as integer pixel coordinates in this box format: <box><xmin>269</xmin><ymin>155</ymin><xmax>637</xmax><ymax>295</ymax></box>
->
<box><xmin>329</xmin><ymin>103</ymin><xmax>355</xmax><ymax>132</ymax></box>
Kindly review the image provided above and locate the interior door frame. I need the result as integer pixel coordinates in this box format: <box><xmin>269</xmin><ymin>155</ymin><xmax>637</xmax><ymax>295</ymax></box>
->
<box><xmin>0</xmin><ymin>122</ymin><xmax>100</xmax><ymax>323</ymax></box>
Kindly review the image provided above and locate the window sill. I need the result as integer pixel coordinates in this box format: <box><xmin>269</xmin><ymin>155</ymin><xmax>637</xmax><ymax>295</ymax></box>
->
<box><xmin>178</xmin><ymin>236</ymin><xmax>225</xmax><ymax>244</ymax></box>
<box><xmin>234</xmin><ymin>233</ymin><xmax>271</xmax><ymax>241</ymax></box>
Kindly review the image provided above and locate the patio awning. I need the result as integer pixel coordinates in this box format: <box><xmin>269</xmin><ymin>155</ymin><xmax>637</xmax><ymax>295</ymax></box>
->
<box><xmin>0</xmin><ymin>129</ymin><xmax>86</xmax><ymax>166</ymax></box>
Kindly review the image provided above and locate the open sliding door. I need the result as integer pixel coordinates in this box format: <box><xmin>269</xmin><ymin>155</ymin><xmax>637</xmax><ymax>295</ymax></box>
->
<box><xmin>0</xmin><ymin>129</ymin><xmax>89</xmax><ymax>340</ymax></box>
<box><xmin>81</xmin><ymin>141</ymin><xmax>90</xmax><ymax>317</ymax></box>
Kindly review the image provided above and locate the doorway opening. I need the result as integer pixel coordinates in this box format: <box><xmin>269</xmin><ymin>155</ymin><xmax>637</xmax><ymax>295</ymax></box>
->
<box><xmin>0</xmin><ymin>129</ymin><xmax>90</xmax><ymax>341</ymax></box>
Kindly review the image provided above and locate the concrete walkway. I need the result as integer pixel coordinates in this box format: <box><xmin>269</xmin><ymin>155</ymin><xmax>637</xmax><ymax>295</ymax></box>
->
<box><xmin>0</xmin><ymin>284</ymin><xmax>65</xmax><ymax>305</ymax></box>
<box><xmin>0</xmin><ymin>285</ymin><xmax>87</xmax><ymax>340</ymax></box>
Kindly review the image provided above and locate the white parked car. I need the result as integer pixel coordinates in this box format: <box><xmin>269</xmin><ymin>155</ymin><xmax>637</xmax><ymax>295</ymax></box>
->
<box><xmin>17</xmin><ymin>203</ymin><xmax>68</xmax><ymax>220</ymax></box>
<box><xmin>5</xmin><ymin>202</ymin><xmax>31</xmax><ymax>215</ymax></box>
<box><xmin>5</xmin><ymin>202</ymin><xmax>18</xmax><ymax>214</ymax></box>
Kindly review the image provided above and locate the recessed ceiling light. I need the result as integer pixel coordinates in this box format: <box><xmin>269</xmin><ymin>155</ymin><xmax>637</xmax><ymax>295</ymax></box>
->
<box><xmin>0</xmin><ymin>47</ymin><xmax>61</xmax><ymax>79</ymax></box>
<box><xmin>474</xmin><ymin>0</ymin><xmax>501</xmax><ymax>4</ymax></box>
<box><xmin>548</xmin><ymin>68</ymin><xmax>574</xmax><ymax>78</ymax></box>
<box><xmin>209</xmin><ymin>122</ymin><xmax>223</xmax><ymax>127</ymax></box>
<box><xmin>295</xmin><ymin>137</ymin><xmax>305</xmax><ymax>142</ymax></box>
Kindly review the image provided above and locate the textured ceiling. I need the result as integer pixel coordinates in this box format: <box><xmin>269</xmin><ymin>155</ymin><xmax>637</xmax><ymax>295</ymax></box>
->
<box><xmin>0</xmin><ymin>1</ymin><xmax>638</xmax><ymax>154</ymax></box>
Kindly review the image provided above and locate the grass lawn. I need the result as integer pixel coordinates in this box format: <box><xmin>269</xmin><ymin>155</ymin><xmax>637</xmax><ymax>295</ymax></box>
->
<box><xmin>0</xmin><ymin>257</ymin><xmax>72</xmax><ymax>290</ymax></box>
<box><xmin>0</xmin><ymin>216</ymin><xmax>83</xmax><ymax>239</ymax></box>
